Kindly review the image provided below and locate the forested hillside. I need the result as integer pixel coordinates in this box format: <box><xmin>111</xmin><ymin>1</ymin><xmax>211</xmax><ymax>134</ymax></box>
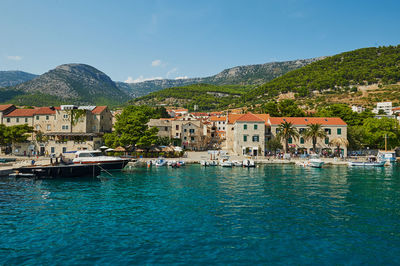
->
<box><xmin>131</xmin><ymin>84</ymin><xmax>252</xmax><ymax>111</ymax></box>
<box><xmin>244</xmin><ymin>45</ymin><xmax>400</xmax><ymax>104</ymax></box>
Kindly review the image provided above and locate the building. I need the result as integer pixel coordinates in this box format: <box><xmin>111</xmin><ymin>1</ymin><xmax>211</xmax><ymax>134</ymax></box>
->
<box><xmin>351</xmin><ymin>105</ymin><xmax>365</xmax><ymax>113</ymax></box>
<box><xmin>0</xmin><ymin>105</ymin><xmax>112</xmax><ymax>156</ymax></box>
<box><xmin>226</xmin><ymin>113</ymin><xmax>347</xmax><ymax>157</ymax></box>
<box><xmin>373</xmin><ymin>102</ymin><xmax>393</xmax><ymax>115</ymax></box>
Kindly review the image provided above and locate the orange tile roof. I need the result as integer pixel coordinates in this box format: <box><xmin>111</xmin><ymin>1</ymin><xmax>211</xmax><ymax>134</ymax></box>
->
<box><xmin>392</xmin><ymin>107</ymin><xmax>400</xmax><ymax>111</ymax></box>
<box><xmin>92</xmin><ymin>106</ymin><xmax>107</xmax><ymax>114</ymax></box>
<box><xmin>210</xmin><ymin>111</ymin><xmax>223</xmax><ymax>116</ymax></box>
<box><xmin>227</xmin><ymin>114</ymin><xmax>243</xmax><ymax>124</ymax></box>
<box><xmin>34</xmin><ymin>107</ymin><xmax>56</xmax><ymax>115</ymax></box>
<box><xmin>0</xmin><ymin>104</ymin><xmax>14</xmax><ymax>112</ymax></box>
<box><xmin>268</xmin><ymin>117</ymin><xmax>347</xmax><ymax>126</ymax></box>
<box><xmin>4</xmin><ymin>109</ymin><xmax>37</xmax><ymax>117</ymax></box>
<box><xmin>236</xmin><ymin>113</ymin><xmax>265</xmax><ymax>122</ymax></box>
<box><xmin>210</xmin><ymin>116</ymin><xmax>226</xmax><ymax>122</ymax></box>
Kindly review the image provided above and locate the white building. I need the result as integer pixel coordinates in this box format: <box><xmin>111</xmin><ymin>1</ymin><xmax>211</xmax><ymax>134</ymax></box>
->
<box><xmin>351</xmin><ymin>105</ymin><xmax>365</xmax><ymax>113</ymax></box>
<box><xmin>373</xmin><ymin>102</ymin><xmax>393</xmax><ymax>115</ymax></box>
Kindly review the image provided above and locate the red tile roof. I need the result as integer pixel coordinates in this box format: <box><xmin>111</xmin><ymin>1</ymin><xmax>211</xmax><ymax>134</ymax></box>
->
<box><xmin>34</xmin><ymin>107</ymin><xmax>56</xmax><ymax>115</ymax></box>
<box><xmin>227</xmin><ymin>114</ymin><xmax>243</xmax><ymax>124</ymax></box>
<box><xmin>268</xmin><ymin>117</ymin><xmax>347</xmax><ymax>126</ymax></box>
<box><xmin>0</xmin><ymin>104</ymin><xmax>14</xmax><ymax>112</ymax></box>
<box><xmin>4</xmin><ymin>109</ymin><xmax>37</xmax><ymax>117</ymax></box>
<box><xmin>92</xmin><ymin>106</ymin><xmax>107</xmax><ymax>114</ymax></box>
<box><xmin>236</xmin><ymin>113</ymin><xmax>266</xmax><ymax>122</ymax></box>
<box><xmin>210</xmin><ymin>116</ymin><xmax>226</xmax><ymax>122</ymax></box>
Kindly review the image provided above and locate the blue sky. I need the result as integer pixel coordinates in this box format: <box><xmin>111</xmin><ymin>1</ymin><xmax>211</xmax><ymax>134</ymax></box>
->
<box><xmin>1</xmin><ymin>0</ymin><xmax>400</xmax><ymax>82</ymax></box>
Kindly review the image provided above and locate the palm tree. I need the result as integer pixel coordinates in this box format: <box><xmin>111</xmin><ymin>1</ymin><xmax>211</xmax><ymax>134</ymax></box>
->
<box><xmin>302</xmin><ymin>123</ymin><xmax>327</xmax><ymax>154</ymax></box>
<box><xmin>330</xmin><ymin>137</ymin><xmax>349</xmax><ymax>157</ymax></box>
<box><xmin>276</xmin><ymin>122</ymin><xmax>299</xmax><ymax>153</ymax></box>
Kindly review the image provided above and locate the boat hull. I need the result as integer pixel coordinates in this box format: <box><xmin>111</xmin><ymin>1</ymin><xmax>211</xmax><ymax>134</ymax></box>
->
<box><xmin>74</xmin><ymin>159</ymin><xmax>129</xmax><ymax>170</ymax></box>
<box><xmin>348</xmin><ymin>161</ymin><xmax>385</xmax><ymax>167</ymax></box>
<box><xmin>16</xmin><ymin>164</ymin><xmax>101</xmax><ymax>179</ymax></box>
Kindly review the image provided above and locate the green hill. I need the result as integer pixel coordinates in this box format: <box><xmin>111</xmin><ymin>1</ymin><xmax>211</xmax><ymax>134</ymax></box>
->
<box><xmin>244</xmin><ymin>45</ymin><xmax>400</xmax><ymax>105</ymax></box>
<box><xmin>131</xmin><ymin>84</ymin><xmax>252</xmax><ymax>111</ymax></box>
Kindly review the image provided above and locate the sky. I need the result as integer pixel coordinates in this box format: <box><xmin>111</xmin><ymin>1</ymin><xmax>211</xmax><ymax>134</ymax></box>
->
<box><xmin>1</xmin><ymin>0</ymin><xmax>400</xmax><ymax>83</ymax></box>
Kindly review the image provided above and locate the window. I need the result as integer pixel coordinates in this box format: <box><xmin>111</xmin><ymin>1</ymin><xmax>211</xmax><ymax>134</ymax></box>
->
<box><xmin>189</xmin><ymin>129</ymin><xmax>195</xmax><ymax>134</ymax></box>
<box><xmin>191</xmin><ymin>137</ymin><xmax>194</xmax><ymax>141</ymax></box>
<box><xmin>325</xmin><ymin>137</ymin><xmax>329</xmax><ymax>144</ymax></box>
<box><xmin>337</xmin><ymin>128</ymin><xmax>342</xmax><ymax>135</ymax></box>
<box><xmin>176</xmin><ymin>125</ymin><xmax>179</xmax><ymax>130</ymax></box>
<box><xmin>36</xmin><ymin>125</ymin><xmax>39</xmax><ymax>130</ymax></box>
<box><xmin>36</xmin><ymin>116</ymin><xmax>39</xmax><ymax>120</ymax></box>
<box><xmin>184</xmin><ymin>137</ymin><xmax>187</xmax><ymax>140</ymax></box>
<box><xmin>243</xmin><ymin>135</ymin><xmax>247</xmax><ymax>142</ymax></box>
<box><xmin>25</xmin><ymin>118</ymin><xmax>28</xmax><ymax>123</ymax></box>
<box><xmin>62</xmin><ymin>147</ymin><xmax>67</xmax><ymax>153</ymax></box>
<box><xmin>46</xmin><ymin>115</ymin><xmax>49</xmax><ymax>120</ymax></box>
<box><xmin>62</xmin><ymin>125</ymin><xmax>69</xmax><ymax>130</ymax></box>
<box><xmin>63</xmin><ymin>114</ymin><xmax>68</xmax><ymax>119</ymax></box>
<box><xmin>16</xmin><ymin>118</ymin><xmax>19</xmax><ymax>123</ymax></box>
<box><xmin>165</xmin><ymin>127</ymin><xmax>168</xmax><ymax>131</ymax></box>
<box><xmin>6</xmin><ymin>118</ymin><xmax>10</xmax><ymax>123</ymax></box>
<box><xmin>325</xmin><ymin>128</ymin><xmax>331</xmax><ymax>135</ymax></box>
<box><xmin>300</xmin><ymin>137</ymin><xmax>304</xmax><ymax>144</ymax></box>
<box><xmin>288</xmin><ymin>137</ymin><xmax>292</xmax><ymax>144</ymax></box>
<box><xmin>276</xmin><ymin>129</ymin><xmax>280</xmax><ymax>134</ymax></box>
<box><xmin>252</xmin><ymin>135</ymin><xmax>259</xmax><ymax>142</ymax></box>
<box><xmin>47</xmin><ymin>125</ymin><xmax>51</xmax><ymax>131</ymax></box>
<box><xmin>299</xmin><ymin>128</ymin><xmax>305</xmax><ymax>134</ymax></box>
<box><xmin>184</xmin><ymin>129</ymin><xmax>187</xmax><ymax>132</ymax></box>
<box><xmin>244</xmin><ymin>124</ymin><xmax>247</xmax><ymax>130</ymax></box>
<box><xmin>254</xmin><ymin>124</ymin><xmax>258</xmax><ymax>130</ymax></box>
<box><xmin>51</xmin><ymin>147</ymin><xmax>55</xmax><ymax>153</ymax></box>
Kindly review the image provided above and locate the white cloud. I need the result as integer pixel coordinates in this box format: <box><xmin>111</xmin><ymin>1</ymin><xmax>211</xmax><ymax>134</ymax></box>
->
<box><xmin>175</xmin><ymin>76</ymin><xmax>188</xmax><ymax>80</ymax></box>
<box><xmin>166</xmin><ymin>68</ymin><xmax>178</xmax><ymax>78</ymax></box>
<box><xmin>6</xmin><ymin>55</ymin><xmax>22</xmax><ymax>61</ymax></box>
<box><xmin>151</xmin><ymin>59</ymin><xmax>162</xmax><ymax>67</ymax></box>
<box><xmin>125</xmin><ymin>75</ymin><xmax>163</xmax><ymax>83</ymax></box>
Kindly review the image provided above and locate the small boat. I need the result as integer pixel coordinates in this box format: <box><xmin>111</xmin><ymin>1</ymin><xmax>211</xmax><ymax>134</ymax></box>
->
<box><xmin>208</xmin><ymin>160</ymin><xmax>218</xmax><ymax>166</ymax></box>
<box><xmin>232</xmin><ymin>160</ymin><xmax>243</xmax><ymax>167</ymax></box>
<box><xmin>155</xmin><ymin>158</ymin><xmax>167</xmax><ymax>167</ymax></box>
<box><xmin>348</xmin><ymin>161</ymin><xmax>385</xmax><ymax>167</ymax></box>
<box><xmin>12</xmin><ymin>163</ymin><xmax>101</xmax><ymax>179</ymax></box>
<box><xmin>0</xmin><ymin>158</ymin><xmax>17</xmax><ymax>163</ymax></box>
<box><xmin>377</xmin><ymin>151</ymin><xmax>396</xmax><ymax>163</ymax></box>
<box><xmin>308</xmin><ymin>158</ymin><xmax>324</xmax><ymax>168</ymax></box>
<box><xmin>177</xmin><ymin>160</ymin><xmax>186</xmax><ymax>166</ymax></box>
<box><xmin>73</xmin><ymin>150</ymin><xmax>129</xmax><ymax>170</ymax></box>
<box><xmin>242</xmin><ymin>159</ymin><xmax>255</xmax><ymax>168</ymax></box>
<box><xmin>219</xmin><ymin>160</ymin><xmax>233</xmax><ymax>167</ymax></box>
<box><xmin>200</xmin><ymin>160</ymin><xmax>209</xmax><ymax>166</ymax></box>
<box><xmin>167</xmin><ymin>160</ymin><xmax>176</xmax><ymax>166</ymax></box>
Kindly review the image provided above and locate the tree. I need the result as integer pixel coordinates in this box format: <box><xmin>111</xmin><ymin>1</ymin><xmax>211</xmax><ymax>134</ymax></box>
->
<box><xmin>302</xmin><ymin>123</ymin><xmax>327</xmax><ymax>153</ymax></box>
<box><xmin>330</xmin><ymin>137</ymin><xmax>349</xmax><ymax>157</ymax></box>
<box><xmin>3</xmin><ymin>125</ymin><xmax>34</xmax><ymax>152</ymax></box>
<box><xmin>262</xmin><ymin>101</ymin><xmax>280</xmax><ymax>117</ymax></box>
<box><xmin>277</xmin><ymin>99</ymin><xmax>306</xmax><ymax>117</ymax></box>
<box><xmin>361</xmin><ymin>117</ymin><xmax>400</xmax><ymax>149</ymax></box>
<box><xmin>266</xmin><ymin>138</ymin><xmax>283</xmax><ymax>155</ymax></box>
<box><xmin>276</xmin><ymin>122</ymin><xmax>299</xmax><ymax>153</ymax></box>
<box><xmin>136</xmin><ymin>127</ymin><xmax>159</xmax><ymax>150</ymax></box>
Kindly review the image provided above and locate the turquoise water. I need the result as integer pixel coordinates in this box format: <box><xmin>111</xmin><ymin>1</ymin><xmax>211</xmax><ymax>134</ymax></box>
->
<box><xmin>1</xmin><ymin>165</ymin><xmax>400</xmax><ymax>265</ymax></box>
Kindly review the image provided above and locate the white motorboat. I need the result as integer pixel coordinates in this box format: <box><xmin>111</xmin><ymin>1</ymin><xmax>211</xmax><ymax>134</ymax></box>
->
<box><xmin>155</xmin><ymin>158</ymin><xmax>167</xmax><ymax>167</ymax></box>
<box><xmin>308</xmin><ymin>158</ymin><xmax>324</xmax><ymax>168</ymax></box>
<box><xmin>232</xmin><ymin>160</ymin><xmax>243</xmax><ymax>167</ymax></box>
<box><xmin>219</xmin><ymin>160</ymin><xmax>233</xmax><ymax>167</ymax></box>
<box><xmin>200</xmin><ymin>160</ymin><xmax>209</xmax><ymax>166</ymax></box>
<box><xmin>72</xmin><ymin>150</ymin><xmax>129</xmax><ymax>170</ymax></box>
<box><xmin>348</xmin><ymin>161</ymin><xmax>385</xmax><ymax>167</ymax></box>
<box><xmin>167</xmin><ymin>160</ymin><xmax>176</xmax><ymax>166</ymax></box>
<box><xmin>377</xmin><ymin>151</ymin><xmax>396</xmax><ymax>163</ymax></box>
<box><xmin>208</xmin><ymin>160</ymin><xmax>218</xmax><ymax>166</ymax></box>
<box><xmin>242</xmin><ymin>159</ymin><xmax>255</xmax><ymax>168</ymax></box>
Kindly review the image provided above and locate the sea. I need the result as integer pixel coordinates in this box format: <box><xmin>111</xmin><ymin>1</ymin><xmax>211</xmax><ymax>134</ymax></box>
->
<box><xmin>1</xmin><ymin>164</ymin><xmax>400</xmax><ymax>265</ymax></box>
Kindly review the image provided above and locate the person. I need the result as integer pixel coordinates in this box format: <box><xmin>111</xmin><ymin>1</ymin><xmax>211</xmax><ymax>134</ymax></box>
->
<box><xmin>31</xmin><ymin>159</ymin><xmax>35</xmax><ymax>166</ymax></box>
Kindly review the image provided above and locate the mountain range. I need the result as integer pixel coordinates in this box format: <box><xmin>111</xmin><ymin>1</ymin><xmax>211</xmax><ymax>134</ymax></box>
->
<box><xmin>0</xmin><ymin>58</ymin><xmax>320</xmax><ymax>106</ymax></box>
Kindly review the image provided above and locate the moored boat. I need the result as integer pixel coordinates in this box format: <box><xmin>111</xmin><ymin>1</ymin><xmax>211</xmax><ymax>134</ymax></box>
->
<box><xmin>242</xmin><ymin>159</ymin><xmax>255</xmax><ymax>168</ymax></box>
<box><xmin>12</xmin><ymin>163</ymin><xmax>101</xmax><ymax>179</ymax></box>
<box><xmin>155</xmin><ymin>158</ymin><xmax>167</xmax><ymax>167</ymax></box>
<box><xmin>348</xmin><ymin>161</ymin><xmax>385</xmax><ymax>167</ymax></box>
<box><xmin>72</xmin><ymin>150</ymin><xmax>129</xmax><ymax>170</ymax></box>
